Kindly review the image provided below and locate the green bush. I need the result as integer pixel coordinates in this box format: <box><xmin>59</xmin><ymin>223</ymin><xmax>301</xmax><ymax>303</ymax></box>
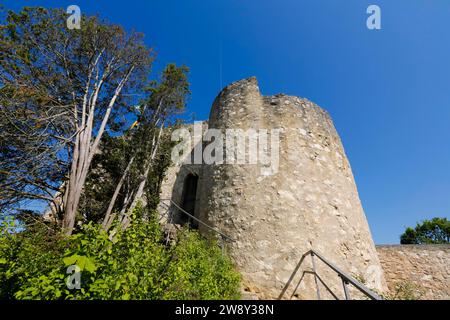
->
<box><xmin>0</xmin><ymin>218</ymin><xmax>69</xmax><ymax>299</ymax></box>
<box><xmin>382</xmin><ymin>281</ymin><xmax>425</xmax><ymax>300</ymax></box>
<box><xmin>0</xmin><ymin>207</ymin><xmax>240</xmax><ymax>300</ymax></box>
<box><xmin>161</xmin><ymin>230</ymin><xmax>241</xmax><ymax>300</ymax></box>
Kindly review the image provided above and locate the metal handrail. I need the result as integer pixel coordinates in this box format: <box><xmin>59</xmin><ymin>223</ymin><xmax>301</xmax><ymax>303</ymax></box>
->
<box><xmin>309</xmin><ymin>250</ymin><xmax>382</xmax><ymax>300</ymax></box>
<box><xmin>279</xmin><ymin>249</ymin><xmax>382</xmax><ymax>300</ymax></box>
<box><xmin>297</xmin><ymin>270</ymin><xmax>340</xmax><ymax>300</ymax></box>
<box><xmin>159</xmin><ymin>199</ymin><xmax>380</xmax><ymax>300</ymax></box>
<box><xmin>159</xmin><ymin>199</ymin><xmax>236</xmax><ymax>243</ymax></box>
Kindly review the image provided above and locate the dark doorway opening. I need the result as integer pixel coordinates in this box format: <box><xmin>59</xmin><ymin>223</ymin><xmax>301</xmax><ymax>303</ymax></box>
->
<box><xmin>180</xmin><ymin>174</ymin><xmax>199</xmax><ymax>228</ymax></box>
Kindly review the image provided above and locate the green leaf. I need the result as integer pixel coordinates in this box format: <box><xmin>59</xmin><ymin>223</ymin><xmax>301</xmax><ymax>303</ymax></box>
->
<box><xmin>63</xmin><ymin>254</ymin><xmax>79</xmax><ymax>266</ymax></box>
<box><xmin>62</xmin><ymin>254</ymin><xmax>96</xmax><ymax>272</ymax></box>
<box><xmin>84</xmin><ymin>256</ymin><xmax>97</xmax><ymax>273</ymax></box>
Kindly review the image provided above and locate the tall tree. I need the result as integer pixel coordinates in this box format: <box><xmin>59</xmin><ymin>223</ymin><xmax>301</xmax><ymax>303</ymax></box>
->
<box><xmin>102</xmin><ymin>64</ymin><xmax>189</xmax><ymax>231</ymax></box>
<box><xmin>0</xmin><ymin>7</ymin><xmax>153</xmax><ymax>234</ymax></box>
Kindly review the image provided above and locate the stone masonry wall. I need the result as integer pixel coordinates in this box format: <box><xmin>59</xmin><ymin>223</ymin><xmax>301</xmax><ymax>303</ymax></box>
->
<box><xmin>158</xmin><ymin>122</ymin><xmax>207</xmax><ymax>224</ymax></box>
<box><xmin>376</xmin><ymin>245</ymin><xmax>450</xmax><ymax>300</ymax></box>
<box><xmin>197</xmin><ymin>77</ymin><xmax>387</xmax><ymax>299</ymax></box>
<box><xmin>158</xmin><ymin>78</ymin><xmax>449</xmax><ymax>300</ymax></box>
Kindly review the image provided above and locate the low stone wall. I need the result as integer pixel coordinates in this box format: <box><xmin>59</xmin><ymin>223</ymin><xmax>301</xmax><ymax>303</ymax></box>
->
<box><xmin>376</xmin><ymin>245</ymin><xmax>450</xmax><ymax>300</ymax></box>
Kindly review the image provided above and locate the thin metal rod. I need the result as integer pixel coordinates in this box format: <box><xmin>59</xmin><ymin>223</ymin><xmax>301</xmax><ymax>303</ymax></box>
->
<box><xmin>279</xmin><ymin>249</ymin><xmax>381</xmax><ymax>300</ymax></box>
<box><xmin>289</xmin><ymin>271</ymin><xmax>307</xmax><ymax>300</ymax></box>
<box><xmin>304</xmin><ymin>271</ymin><xmax>340</xmax><ymax>300</ymax></box>
<box><xmin>299</xmin><ymin>271</ymin><xmax>340</xmax><ymax>300</ymax></box>
<box><xmin>311</xmin><ymin>252</ymin><xmax>321</xmax><ymax>300</ymax></box>
<box><xmin>341</xmin><ymin>276</ymin><xmax>351</xmax><ymax>300</ymax></box>
<box><xmin>309</xmin><ymin>250</ymin><xmax>382</xmax><ymax>300</ymax></box>
<box><xmin>278</xmin><ymin>253</ymin><xmax>309</xmax><ymax>300</ymax></box>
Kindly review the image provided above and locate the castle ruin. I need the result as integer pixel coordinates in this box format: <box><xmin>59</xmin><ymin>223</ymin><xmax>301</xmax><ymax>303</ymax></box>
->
<box><xmin>159</xmin><ymin>77</ymin><xmax>387</xmax><ymax>299</ymax></box>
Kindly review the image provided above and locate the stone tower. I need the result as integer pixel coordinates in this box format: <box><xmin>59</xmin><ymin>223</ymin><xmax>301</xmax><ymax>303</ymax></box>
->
<box><xmin>160</xmin><ymin>77</ymin><xmax>386</xmax><ymax>299</ymax></box>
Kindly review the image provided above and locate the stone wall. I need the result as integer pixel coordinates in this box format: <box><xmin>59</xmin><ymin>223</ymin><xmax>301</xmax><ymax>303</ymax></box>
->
<box><xmin>376</xmin><ymin>245</ymin><xmax>450</xmax><ymax>300</ymax></box>
<box><xmin>196</xmin><ymin>77</ymin><xmax>386</xmax><ymax>299</ymax></box>
<box><xmin>158</xmin><ymin>122</ymin><xmax>207</xmax><ymax>224</ymax></box>
<box><xmin>157</xmin><ymin>78</ymin><xmax>450</xmax><ymax>300</ymax></box>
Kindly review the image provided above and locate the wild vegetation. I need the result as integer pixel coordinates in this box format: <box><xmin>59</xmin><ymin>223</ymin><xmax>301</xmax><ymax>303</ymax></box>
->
<box><xmin>0</xmin><ymin>206</ymin><xmax>240</xmax><ymax>300</ymax></box>
<box><xmin>0</xmin><ymin>6</ymin><xmax>240</xmax><ymax>299</ymax></box>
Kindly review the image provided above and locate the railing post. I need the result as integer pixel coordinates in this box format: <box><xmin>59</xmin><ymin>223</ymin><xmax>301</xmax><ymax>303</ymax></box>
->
<box><xmin>341</xmin><ymin>276</ymin><xmax>351</xmax><ymax>300</ymax></box>
<box><xmin>310</xmin><ymin>252</ymin><xmax>321</xmax><ymax>300</ymax></box>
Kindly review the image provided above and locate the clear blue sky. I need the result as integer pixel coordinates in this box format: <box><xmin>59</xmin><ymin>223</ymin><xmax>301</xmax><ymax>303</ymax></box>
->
<box><xmin>4</xmin><ymin>0</ymin><xmax>450</xmax><ymax>244</ymax></box>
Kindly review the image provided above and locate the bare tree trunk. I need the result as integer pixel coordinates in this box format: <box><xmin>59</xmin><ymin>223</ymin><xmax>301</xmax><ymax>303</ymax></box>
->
<box><xmin>118</xmin><ymin>120</ymin><xmax>165</xmax><ymax>230</ymax></box>
<box><xmin>62</xmin><ymin>130</ymin><xmax>82</xmax><ymax>234</ymax></box>
<box><xmin>101</xmin><ymin>155</ymin><xmax>135</xmax><ymax>231</ymax></box>
<box><xmin>61</xmin><ymin>66</ymin><xmax>135</xmax><ymax>235</ymax></box>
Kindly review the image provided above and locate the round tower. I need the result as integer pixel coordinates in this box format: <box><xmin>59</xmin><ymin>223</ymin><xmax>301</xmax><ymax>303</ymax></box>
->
<box><xmin>197</xmin><ymin>77</ymin><xmax>386</xmax><ymax>299</ymax></box>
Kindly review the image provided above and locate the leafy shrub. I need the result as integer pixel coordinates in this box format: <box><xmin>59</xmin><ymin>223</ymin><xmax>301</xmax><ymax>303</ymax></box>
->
<box><xmin>0</xmin><ymin>207</ymin><xmax>240</xmax><ymax>300</ymax></box>
<box><xmin>0</xmin><ymin>218</ymin><xmax>69</xmax><ymax>299</ymax></box>
<box><xmin>382</xmin><ymin>281</ymin><xmax>425</xmax><ymax>300</ymax></box>
<box><xmin>351</xmin><ymin>273</ymin><xmax>424</xmax><ymax>300</ymax></box>
<box><xmin>161</xmin><ymin>230</ymin><xmax>241</xmax><ymax>300</ymax></box>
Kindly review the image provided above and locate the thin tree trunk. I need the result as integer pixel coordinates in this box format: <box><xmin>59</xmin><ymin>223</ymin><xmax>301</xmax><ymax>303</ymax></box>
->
<box><xmin>119</xmin><ymin>121</ymin><xmax>165</xmax><ymax>229</ymax></box>
<box><xmin>101</xmin><ymin>155</ymin><xmax>135</xmax><ymax>231</ymax></box>
<box><xmin>62</xmin><ymin>130</ymin><xmax>81</xmax><ymax>234</ymax></box>
<box><xmin>61</xmin><ymin>67</ymin><xmax>134</xmax><ymax>235</ymax></box>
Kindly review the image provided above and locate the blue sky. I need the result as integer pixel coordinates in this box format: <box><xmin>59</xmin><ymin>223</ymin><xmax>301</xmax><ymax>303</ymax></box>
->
<box><xmin>4</xmin><ymin>0</ymin><xmax>450</xmax><ymax>244</ymax></box>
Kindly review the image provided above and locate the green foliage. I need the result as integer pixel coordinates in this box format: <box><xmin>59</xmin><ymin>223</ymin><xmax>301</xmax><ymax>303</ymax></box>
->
<box><xmin>161</xmin><ymin>230</ymin><xmax>241</xmax><ymax>300</ymax></box>
<box><xmin>351</xmin><ymin>273</ymin><xmax>424</xmax><ymax>301</ymax></box>
<box><xmin>78</xmin><ymin>134</ymin><xmax>132</xmax><ymax>223</ymax></box>
<box><xmin>79</xmin><ymin>64</ymin><xmax>190</xmax><ymax>223</ymax></box>
<box><xmin>0</xmin><ymin>6</ymin><xmax>152</xmax><ymax>216</ymax></box>
<box><xmin>145</xmin><ymin>132</ymin><xmax>177</xmax><ymax>210</ymax></box>
<box><xmin>382</xmin><ymin>281</ymin><xmax>424</xmax><ymax>300</ymax></box>
<box><xmin>0</xmin><ymin>218</ymin><xmax>68</xmax><ymax>299</ymax></box>
<box><xmin>400</xmin><ymin>217</ymin><xmax>450</xmax><ymax>244</ymax></box>
<box><xmin>0</xmin><ymin>206</ymin><xmax>240</xmax><ymax>300</ymax></box>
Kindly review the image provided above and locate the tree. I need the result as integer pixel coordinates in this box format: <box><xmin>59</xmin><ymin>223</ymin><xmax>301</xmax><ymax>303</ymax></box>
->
<box><xmin>0</xmin><ymin>7</ymin><xmax>153</xmax><ymax>234</ymax></box>
<box><xmin>400</xmin><ymin>217</ymin><xmax>450</xmax><ymax>244</ymax></box>
<box><xmin>102</xmin><ymin>64</ymin><xmax>189</xmax><ymax>232</ymax></box>
<box><xmin>77</xmin><ymin>133</ymin><xmax>131</xmax><ymax>224</ymax></box>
